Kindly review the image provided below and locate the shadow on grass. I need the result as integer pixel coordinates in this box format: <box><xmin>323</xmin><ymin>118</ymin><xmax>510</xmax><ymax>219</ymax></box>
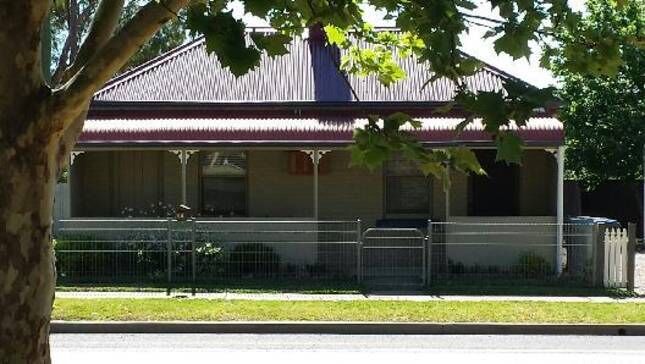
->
<box><xmin>56</xmin><ymin>279</ymin><xmax>362</xmax><ymax>294</ymax></box>
<box><xmin>424</xmin><ymin>284</ymin><xmax>637</xmax><ymax>298</ymax></box>
<box><xmin>57</xmin><ymin>279</ymin><xmax>639</xmax><ymax>298</ymax></box>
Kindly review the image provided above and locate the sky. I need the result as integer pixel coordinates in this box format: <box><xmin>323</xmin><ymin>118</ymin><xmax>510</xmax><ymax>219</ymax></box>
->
<box><xmin>231</xmin><ymin>0</ymin><xmax>588</xmax><ymax>88</ymax></box>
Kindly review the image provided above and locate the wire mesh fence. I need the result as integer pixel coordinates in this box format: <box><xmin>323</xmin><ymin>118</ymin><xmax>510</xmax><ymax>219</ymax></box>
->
<box><xmin>429</xmin><ymin>222</ymin><xmax>596</xmax><ymax>285</ymax></box>
<box><xmin>361</xmin><ymin>228</ymin><xmax>426</xmax><ymax>289</ymax></box>
<box><xmin>54</xmin><ymin>219</ymin><xmax>360</xmax><ymax>290</ymax></box>
<box><xmin>55</xmin><ymin>218</ymin><xmax>612</xmax><ymax>292</ymax></box>
<box><xmin>55</xmin><ymin>219</ymin><xmax>170</xmax><ymax>284</ymax></box>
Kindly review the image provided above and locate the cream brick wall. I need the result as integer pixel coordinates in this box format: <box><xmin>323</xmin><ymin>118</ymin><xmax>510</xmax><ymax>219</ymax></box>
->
<box><xmin>247</xmin><ymin>150</ymin><xmax>384</xmax><ymax>227</ymax></box>
<box><xmin>519</xmin><ymin>150</ymin><xmax>556</xmax><ymax>215</ymax></box>
<box><xmin>247</xmin><ymin>150</ymin><xmax>314</xmax><ymax>218</ymax></box>
<box><xmin>318</xmin><ymin>151</ymin><xmax>383</xmax><ymax>227</ymax></box>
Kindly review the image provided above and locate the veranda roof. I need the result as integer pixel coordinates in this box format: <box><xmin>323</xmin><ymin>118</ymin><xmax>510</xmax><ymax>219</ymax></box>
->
<box><xmin>79</xmin><ymin>115</ymin><xmax>562</xmax><ymax>147</ymax></box>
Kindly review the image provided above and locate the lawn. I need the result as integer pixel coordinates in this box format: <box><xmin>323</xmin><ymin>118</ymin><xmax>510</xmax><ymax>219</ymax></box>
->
<box><xmin>53</xmin><ymin>298</ymin><xmax>645</xmax><ymax>323</ymax></box>
<box><xmin>56</xmin><ymin>282</ymin><xmax>634</xmax><ymax>297</ymax></box>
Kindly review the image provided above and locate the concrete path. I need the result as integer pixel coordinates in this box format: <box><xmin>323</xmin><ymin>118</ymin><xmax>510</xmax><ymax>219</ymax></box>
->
<box><xmin>55</xmin><ymin>291</ymin><xmax>645</xmax><ymax>303</ymax></box>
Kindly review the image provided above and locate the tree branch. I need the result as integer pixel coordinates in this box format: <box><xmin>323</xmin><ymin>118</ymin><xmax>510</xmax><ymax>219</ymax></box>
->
<box><xmin>53</xmin><ymin>0</ymin><xmax>98</xmax><ymax>84</ymax></box>
<box><xmin>460</xmin><ymin>12</ymin><xmax>557</xmax><ymax>38</ymax></box>
<box><xmin>52</xmin><ymin>0</ymin><xmax>188</xmax><ymax>127</ymax></box>
<box><xmin>60</xmin><ymin>0</ymin><xmax>125</xmax><ymax>83</ymax></box>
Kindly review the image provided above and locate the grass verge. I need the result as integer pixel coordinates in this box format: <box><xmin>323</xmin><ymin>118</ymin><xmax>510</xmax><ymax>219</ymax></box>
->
<box><xmin>53</xmin><ymin>298</ymin><xmax>645</xmax><ymax>323</ymax></box>
<box><xmin>56</xmin><ymin>283</ymin><xmax>635</xmax><ymax>298</ymax></box>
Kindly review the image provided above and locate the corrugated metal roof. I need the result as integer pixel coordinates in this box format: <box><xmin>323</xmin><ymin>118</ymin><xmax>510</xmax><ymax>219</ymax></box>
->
<box><xmin>79</xmin><ymin>117</ymin><xmax>563</xmax><ymax>146</ymax></box>
<box><xmin>94</xmin><ymin>34</ymin><xmax>512</xmax><ymax>102</ymax></box>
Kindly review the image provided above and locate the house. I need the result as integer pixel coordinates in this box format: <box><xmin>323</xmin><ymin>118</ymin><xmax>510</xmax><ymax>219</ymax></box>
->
<box><xmin>53</xmin><ymin>29</ymin><xmax>570</xmax><ymax>279</ymax></box>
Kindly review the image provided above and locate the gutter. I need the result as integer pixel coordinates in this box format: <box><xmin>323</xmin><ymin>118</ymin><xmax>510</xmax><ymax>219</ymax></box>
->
<box><xmin>51</xmin><ymin>321</ymin><xmax>645</xmax><ymax>336</ymax></box>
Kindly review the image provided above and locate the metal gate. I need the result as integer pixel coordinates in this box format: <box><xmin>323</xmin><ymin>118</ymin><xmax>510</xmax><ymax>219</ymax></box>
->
<box><xmin>361</xmin><ymin>228</ymin><xmax>427</xmax><ymax>289</ymax></box>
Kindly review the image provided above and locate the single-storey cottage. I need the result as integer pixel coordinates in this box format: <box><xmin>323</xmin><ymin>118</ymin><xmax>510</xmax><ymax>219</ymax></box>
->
<box><xmin>55</xmin><ymin>30</ymin><xmax>565</xmax><ymax>227</ymax></box>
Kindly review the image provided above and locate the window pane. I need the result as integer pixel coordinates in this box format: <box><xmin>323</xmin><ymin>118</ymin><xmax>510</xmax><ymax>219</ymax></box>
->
<box><xmin>202</xmin><ymin>177</ymin><xmax>246</xmax><ymax>216</ymax></box>
<box><xmin>200</xmin><ymin>151</ymin><xmax>247</xmax><ymax>216</ymax></box>
<box><xmin>201</xmin><ymin>151</ymin><xmax>246</xmax><ymax>177</ymax></box>
<box><xmin>386</xmin><ymin>176</ymin><xmax>430</xmax><ymax>214</ymax></box>
<box><xmin>385</xmin><ymin>154</ymin><xmax>419</xmax><ymax>176</ymax></box>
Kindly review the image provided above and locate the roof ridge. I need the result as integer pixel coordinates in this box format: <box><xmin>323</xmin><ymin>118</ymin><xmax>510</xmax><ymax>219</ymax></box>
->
<box><xmin>459</xmin><ymin>50</ymin><xmax>537</xmax><ymax>88</ymax></box>
<box><xmin>95</xmin><ymin>36</ymin><xmax>206</xmax><ymax>97</ymax></box>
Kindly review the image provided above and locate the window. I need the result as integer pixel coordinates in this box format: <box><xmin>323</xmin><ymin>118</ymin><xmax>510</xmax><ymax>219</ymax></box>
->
<box><xmin>200</xmin><ymin>151</ymin><xmax>247</xmax><ymax>217</ymax></box>
<box><xmin>384</xmin><ymin>155</ymin><xmax>431</xmax><ymax>214</ymax></box>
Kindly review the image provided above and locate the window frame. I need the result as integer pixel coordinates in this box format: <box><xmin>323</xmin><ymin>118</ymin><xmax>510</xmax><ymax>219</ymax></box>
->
<box><xmin>383</xmin><ymin>156</ymin><xmax>432</xmax><ymax>216</ymax></box>
<box><xmin>198</xmin><ymin>150</ymin><xmax>249</xmax><ymax>217</ymax></box>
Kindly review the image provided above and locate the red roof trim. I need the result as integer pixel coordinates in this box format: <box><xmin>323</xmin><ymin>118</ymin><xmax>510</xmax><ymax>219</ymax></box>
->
<box><xmin>88</xmin><ymin>100</ymin><xmax>556</xmax><ymax>119</ymax></box>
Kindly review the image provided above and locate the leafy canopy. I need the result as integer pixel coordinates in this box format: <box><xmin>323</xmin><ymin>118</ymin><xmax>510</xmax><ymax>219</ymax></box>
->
<box><xmin>546</xmin><ymin>0</ymin><xmax>644</xmax><ymax>189</ymax></box>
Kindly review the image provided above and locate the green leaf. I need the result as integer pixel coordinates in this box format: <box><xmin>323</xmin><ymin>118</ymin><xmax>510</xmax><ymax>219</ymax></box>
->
<box><xmin>495</xmin><ymin>132</ymin><xmax>524</xmax><ymax>164</ymax></box>
<box><xmin>242</xmin><ymin>0</ymin><xmax>273</xmax><ymax>17</ymax></box>
<box><xmin>187</xmin><ymin>9</ymin><xmax>261</xmax><ymax>76</ymax></box>
<box><xmin>324</xmin><ymin>25</ymin><xmax>347</xmax><ymax>46</ymax></box>
<box><xmin>419</xmin><ymin>161</ymin><xmax>446</xmax><ymax>179</ymax></box>
<box><xmin>251</xmin><ymin>33</ymin><xmax>292</xmax><ymax>57</ymax></box>
<box><xmin>449</xmin><ymin>147</ymin><xmax>486</xmax><ymax>175</ymax></box>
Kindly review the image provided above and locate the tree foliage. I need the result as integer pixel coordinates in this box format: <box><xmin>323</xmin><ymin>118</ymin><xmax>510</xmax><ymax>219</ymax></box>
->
<box><xmin>547</xmin><ymin>0</ymin><xmax>644</xmax><ymax>189</ymax></box>
<box><xmin>51</xmin><ymin>0</ymin><xmax>188</xmax><ymax>76</ymax></box>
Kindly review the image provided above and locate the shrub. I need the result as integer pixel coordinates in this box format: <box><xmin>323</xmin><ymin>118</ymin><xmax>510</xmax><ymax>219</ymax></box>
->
<box><xmin>194</xmin><ymin>243</ymin><xmax>226</xmax><ymax>278</ymax></box>
<box><xmin>227</xmin><ymin>243</ymin><xmax>281</xmax><ymax>278</ymax></box>
<box><xmin>513</xmin><ymin>253</ymin><xmax>552</xmax><ymax>279</ymax></box>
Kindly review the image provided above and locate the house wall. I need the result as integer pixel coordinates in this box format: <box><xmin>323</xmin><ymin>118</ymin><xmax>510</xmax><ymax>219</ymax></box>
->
<box><xmin>519</xmin><ymin>150</ymin><xmax>556</xmax><ymax>216</ymax></box>
<box><xmin>247</xmin><ymin>150</ymin><xmax>384</xmax><ymax>227</ymax></box>
<box><xmin>70</xmin><ymin>151</ymin><xmax>187</xmax><ymax>217</ymax></box>
<box><xmin>247</xmin><ymin>151</ymin><xmax>314</xmax><ymax>218</ymax></box>
<box><xmin>69</xmin><ymin>149</ymin><xmax>557</xmax><ymax>222</ymax></box>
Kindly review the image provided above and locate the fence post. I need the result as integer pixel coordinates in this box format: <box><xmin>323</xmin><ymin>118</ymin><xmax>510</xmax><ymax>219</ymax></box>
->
<box><xmin>627</xmin><ymin>223</ymin><xmax>637</xmax><ymax>291</ymax></box>
<box><xmin>166</xmin><ymin>218</ymin><xmax>172</xmax><ymax>296</ymax></box>
<box><xmin>426</xmin><ymin>219</ymin><xmax>432</xmax><ymax>287</ymax></box>
<box><xmin>356</xmin><ymin>219</ymin><xmax>362</xmax><ymax>284</ymax></box>
<box><xmin>191</xmin><ymin>218</ymin><xmax>197</xmax><ymax>296</ymax></box>
<box><xmin>592</xmin><ymin>223</ymin><xmax>605</xmax><ymax>288</ymax></box>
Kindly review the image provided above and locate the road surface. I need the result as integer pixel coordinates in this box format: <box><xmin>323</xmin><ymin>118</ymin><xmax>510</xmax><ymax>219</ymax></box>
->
<box><xmin>51</xmin><ymin>333</ymin><xmax>645</xmax><ymax>363</ymax></box>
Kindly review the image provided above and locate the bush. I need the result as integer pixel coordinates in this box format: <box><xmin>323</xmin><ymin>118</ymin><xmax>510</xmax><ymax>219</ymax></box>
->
<box><xmin>513</xmin><ymin>253</ymin><xmax>552</xmax><ymax>279</ymax></box>
<box><xmin>227</xmin><ymin>243</ymin><xmax>281</xmax><ymax>278</ymax></box>
<box><xmin>54</xmin><ymin>233</ymin><xmax>167</xmax><ymax>283</ymax></box>
<box><xmin>194</xmin><ymin>243</ymin><xmax>226</xmax><ymax>278</ymax></box>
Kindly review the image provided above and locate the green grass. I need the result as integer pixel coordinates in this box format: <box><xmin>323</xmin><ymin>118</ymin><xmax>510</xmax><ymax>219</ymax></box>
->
<box><xmin>52</xmin><ymin>298</ymin><xmax>645</xmax><ymax>323</ymax></box>
<box><xmin>56</xmin><ymin>280</ymin><xmax>361</xmax><ymax>294</ymax></box>
<box><xmin>56</xmin><ymin>281</ymin><xmax>634</xmax><ymax>297</ymax></box>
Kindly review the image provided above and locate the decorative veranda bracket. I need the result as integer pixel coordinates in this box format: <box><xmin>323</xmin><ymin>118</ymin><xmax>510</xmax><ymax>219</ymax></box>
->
<box><xmin>168</xmin><ymin>150</ymin><xmax>199</xmax><ymax>163</ymax></box>
<box><xmin>545</xmin><ymin>147</ymin><xmax>566</xmax><ymax>160</ymax></box>
<box><xmin>301</xmin><ymin>149</ymin><xmax>331</xmax><ymax>165</ymax></box>
<box><xmin>70</xmin><ymin>151</ymin><xmax>85</xmax><ymax>165</ymax></box>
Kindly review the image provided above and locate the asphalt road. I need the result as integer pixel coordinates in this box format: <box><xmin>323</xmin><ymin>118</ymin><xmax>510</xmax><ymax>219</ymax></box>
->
<box><xmin>51</xmin><ymin>333</ymin><xmax>645</xmax><ymax>363</ymax></box>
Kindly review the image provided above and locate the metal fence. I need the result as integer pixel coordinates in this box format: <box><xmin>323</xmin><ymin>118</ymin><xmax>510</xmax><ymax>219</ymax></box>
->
<box><xmin>55</xmin><ymin>219</ymin><xmax>360</xmax><ymax>289</ymax></box>
<box><xmin>55</xmin><ymin>218</ymin><xmax>631</xmax><ymax>291</ymax></box>
<box><xmin>361</xmin><ymin>228</ymin><xmax>426</xmax><ymax>289</ymax></box>
<box><xmin>429</xmin><ymin>222</ymin><xmax>595</xmax><ymax>285</ymax></box>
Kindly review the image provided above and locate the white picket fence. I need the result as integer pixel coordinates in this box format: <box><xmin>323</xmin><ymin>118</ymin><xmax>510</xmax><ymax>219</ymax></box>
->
<box><xmin>604</xmin><ymin>228</ymin><xmax>629</xmax><ymax>288</ymax></box>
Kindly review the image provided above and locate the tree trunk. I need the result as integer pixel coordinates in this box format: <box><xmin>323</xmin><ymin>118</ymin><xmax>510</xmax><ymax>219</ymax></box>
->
<box><xmin>0</xmin><ymin>122</ymin><xmax>63</xmax><ymax>363</ymax></box>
